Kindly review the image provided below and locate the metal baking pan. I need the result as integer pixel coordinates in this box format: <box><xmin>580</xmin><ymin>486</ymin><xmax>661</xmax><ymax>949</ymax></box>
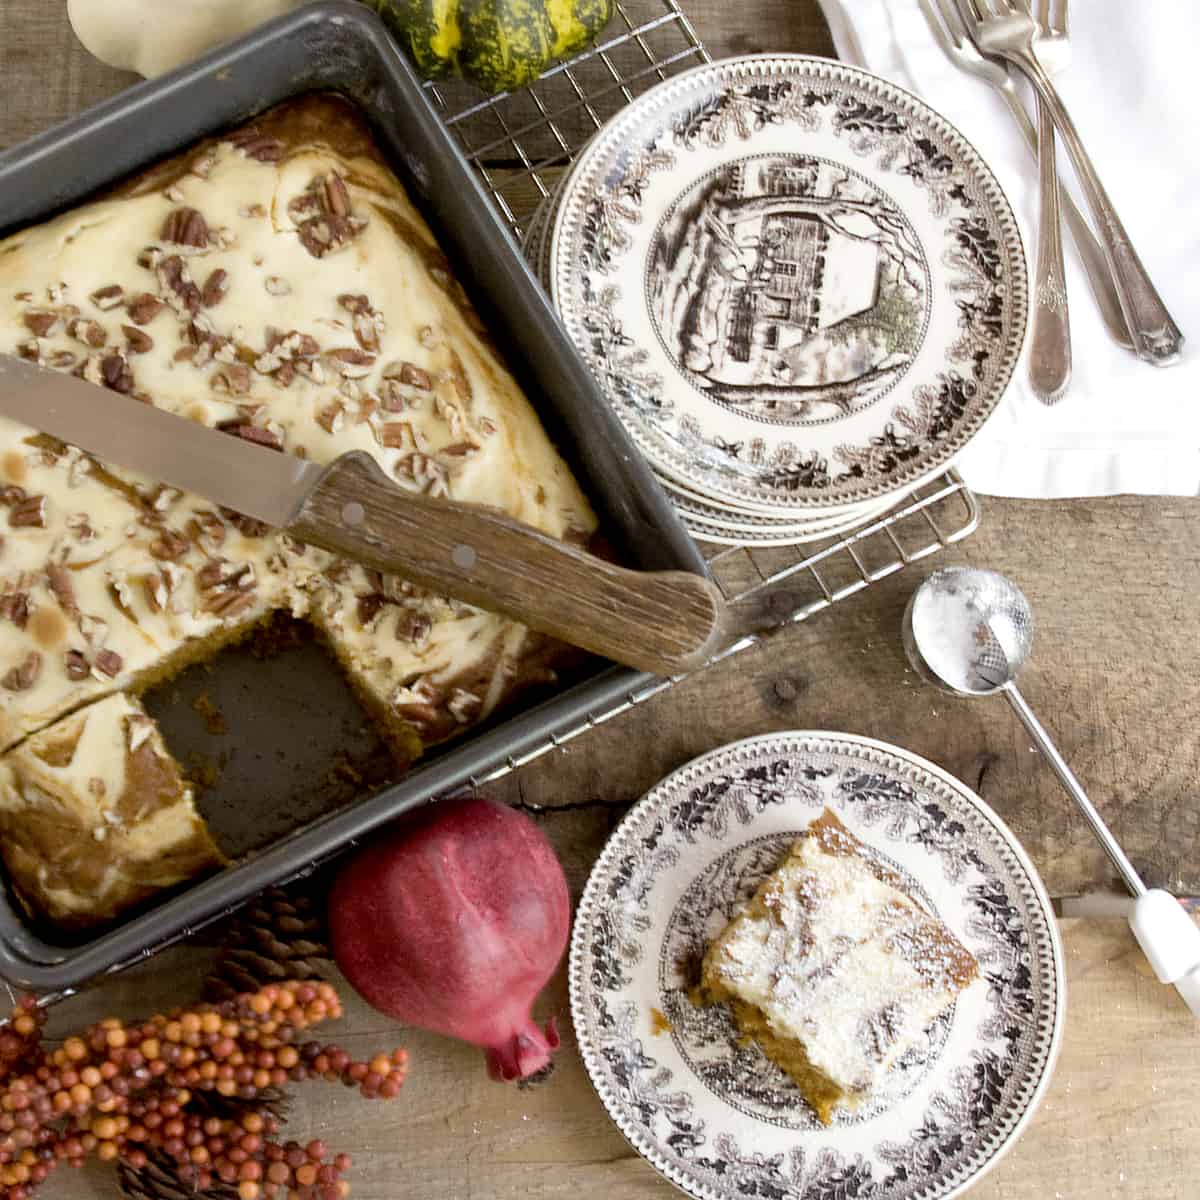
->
<box><xmin>0</xmin><ymin>0</ymin><xmax>709</xmax><ymax>991</ymax></box>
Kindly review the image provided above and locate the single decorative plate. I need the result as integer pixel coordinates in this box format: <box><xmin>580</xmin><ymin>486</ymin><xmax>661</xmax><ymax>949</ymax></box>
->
<box><xmin>550</xmin><ymin>56</ymin><xmax>1028</xmax><ymax>515</ymax></box>
<box><xmin>569</xmin><ymin>732</ymin><xmax>1064</xmax><ymax>1200</ymax></box>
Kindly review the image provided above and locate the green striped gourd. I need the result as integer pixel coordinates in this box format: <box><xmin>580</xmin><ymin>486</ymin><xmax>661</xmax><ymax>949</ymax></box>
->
<box><xmin>363</xmin><ymin>0</ymin><xmax>615</xmax><ymax>94</ymax></box>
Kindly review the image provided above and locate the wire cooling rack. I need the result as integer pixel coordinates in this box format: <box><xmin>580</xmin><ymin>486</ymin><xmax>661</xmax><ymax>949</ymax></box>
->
<box><xmin>421</xmin><ymin>0</ymin><xmax>980</xmax><ymax>783</ymax></box>
<box><xmin>8</xmin><ymin>2</ymin><xmax>980</xmax><ymax>1008</ymax></box>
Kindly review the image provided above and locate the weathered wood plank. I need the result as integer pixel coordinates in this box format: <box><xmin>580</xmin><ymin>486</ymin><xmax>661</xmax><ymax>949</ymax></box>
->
<box><xmin>37</xmin><ymin>912</ymin><xmax>1200</xmax><ymax>1200</ymax></box>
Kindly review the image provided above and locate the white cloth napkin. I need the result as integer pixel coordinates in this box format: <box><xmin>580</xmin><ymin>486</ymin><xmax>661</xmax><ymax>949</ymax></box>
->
<box><xmin>816</xmin><ymin>0</ymin><xmax>1200</xmax><ymax>498</ymax></box>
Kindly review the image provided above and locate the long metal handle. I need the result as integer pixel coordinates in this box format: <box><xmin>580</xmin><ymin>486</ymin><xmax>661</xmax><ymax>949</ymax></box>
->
<box><xmin>1028</xmin><ymin>93</ymin><xmax>1071</xmax><ymax>400</ymax></box>
<box><xmin>993</xmin><ymin>78</ymin><xmax>1131</xmax><ymax>348</ymax></box>
<box><xmin>1002</xmin><ymin>681</ymin><xmax>1146</xmax><ymax>895</ymax></box>
<box><xmin>1012</xmin><ymin>49</ymin><xmax>1184</xmax><ymax>365</ymax></box>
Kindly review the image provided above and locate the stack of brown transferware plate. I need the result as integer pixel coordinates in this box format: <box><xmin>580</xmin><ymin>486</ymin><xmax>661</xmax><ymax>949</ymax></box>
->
<box><xmin>525</xmin><ymin>54</ymin><xmax>1028</xmax><ymax>546</ymax></box>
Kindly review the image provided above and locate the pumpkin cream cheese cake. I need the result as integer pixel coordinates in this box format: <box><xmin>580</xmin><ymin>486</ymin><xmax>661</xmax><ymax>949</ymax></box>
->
<box><xmin>0</xmin><ymin>94</ymin><xmax>596</xmax><ymax>930</ymax></box>
<box><xmin>694</xmin><ymin>809</ymin><xmax>979</xmax><ymax>1124</ymax></box>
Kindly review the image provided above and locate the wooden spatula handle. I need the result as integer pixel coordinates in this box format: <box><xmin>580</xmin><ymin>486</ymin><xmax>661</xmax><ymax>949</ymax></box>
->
<box><xmin>287</xmin><ymin>452</ymin><xmax>725</xmax><ymax>676</ymax></box>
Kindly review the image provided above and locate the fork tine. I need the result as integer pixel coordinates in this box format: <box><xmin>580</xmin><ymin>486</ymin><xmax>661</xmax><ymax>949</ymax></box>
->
<box><xmin>953</xmin><ymin>0</ymin><xmax>985</xmax><ymax>25</ymax></box>
<box><xmin>1058</xmin><ymin>0</ymin><xmax>1069</xmax><ymax>36</ymax></box>
<box><xmin>1036</xmin><ymin>0</ymin><xmax>1050</xmax><ymax>28</ymax></box>
<box><xmin>930</xmin><ymin>0</ymin><xmax>969</xmax><ymax>48</ymax></box>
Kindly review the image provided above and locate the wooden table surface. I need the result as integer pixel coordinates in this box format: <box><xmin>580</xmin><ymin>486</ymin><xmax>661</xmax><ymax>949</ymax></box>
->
<box><xmin>1</xmin><ymin>2</ymin><xmax>1198</xmax><ymax>1199</ymax></box>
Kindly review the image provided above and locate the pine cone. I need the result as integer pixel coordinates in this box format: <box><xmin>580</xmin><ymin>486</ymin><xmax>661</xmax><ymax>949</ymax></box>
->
<box><xmin>188</xmin><ymin>1085</ymin><xmax>290</xmax><ymax>1124</ymax></box>
<box><xmin>118</xmin><ymin>1148</ymin><xmax>238</xmax><ymax>1200</ymax></box>
<box><xmin>204</xmin><ymin>885</ymin><xmax>331</xmax><ymax>1003</ymax></box>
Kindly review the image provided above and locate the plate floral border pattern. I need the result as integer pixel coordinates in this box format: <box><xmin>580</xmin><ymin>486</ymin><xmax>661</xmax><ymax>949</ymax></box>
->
<box><xmin>551</xmin><ymin>56</ymin><xmax>1029</xmax><ymax>512</ymax></box>
<box><xmin>568</xmin><ymin>733</ymin><xmax>1064</xmax><ymax>1200</ymax></box>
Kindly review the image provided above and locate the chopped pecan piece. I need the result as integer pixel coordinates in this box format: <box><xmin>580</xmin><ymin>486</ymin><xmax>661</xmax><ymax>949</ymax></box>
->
<box><xmin>90</xmin><ymin>285</ymin><xmax>125</xmax><ymax>311</ymax></box>
<box><xmin>186</xmin><ymin>511</ymin><xmax>227</xmax><ymax>550</ymax></box>
<box><xmin>210</xmin><ymin>364</ymin><xmax>252</xmax><ymax>395</ymax></box>
<box><xmin>122</xmin><ymin>325</ymin><xmax>154</xmax><ymax>354</ymax></box>
<box><xmin>325</xmin><ymin>347</ymin><xmax>375</xmax><ymax>378</ymax></box>
<box><xmin>0</xmin><ymin>592</ymin><xmax>30</xmax><ymax>629</ymax></box>
<box><xmin>63</xmin><ymin>649</ymin><xmax>89</xmax><ymax>680</ymax></box>
<box><xmin>161</xmin><ymin>207</ymin><xmax>210</xmax><ymax>248</ymax></box>
<box><xmin>157</xmin><ymin>255</ymin><xmax>202</xmax><ymax>317</ymax></box>
<box><xmin>92</xmin><ymin>649</ymin><xmax>123</xmax><ymax>679</ymax></box>
<box><xmin>395</xmin><ymin>610</ymin><xmax>432</xmax><ymax>646</ymax></box>
<box><xmin>201</xmin><ymin>268</ymin><xmax>229</xmax><ymax>307</ymax></box>
<box><xmin>66</xmin><ymin>512</ymin><xmax>95</xmax><ymax>540</ymax></box>
<box><xmin>16</xmin><ymin>340</ymin><xmax>41</xmax><ymax>363</ymax></box>
<box><xmin>101</xmin><ymin>353</ymin><xmax>134</xmax><ymax>393</ymax></box>
<box><xmin>383</xmin><ymin>361</ymin><xmax>433</xmax><ymax>391</ymax></box>
<box><xmin>354</xmin><ymin>312</ymin><xmax>382</xmax><ymax>353</ymax></box>
<box><xmin>46</xmin><ymin>350</ymin><xmax>78</xmax><ymax>370</ymax></box>
<box><xmin>149</xmin><ymin>528</ymin><xmax>190</xmax><ymax>562</ymax></box>
<box><xmin>221</xmin><ymin>422</ymin><xmax>283</xmax><ymax>451</ymax></box>
<box><xmin>2</xmin><ymin>652</ymin><xmax>42</xmax><ymax>692</ymax></box>
<box><xmin>324</xmin><ymin>172</ymin><xmax>351</xmax><ymax>217</ymax></box>
<box><xmin>379</xmin><ymin>381</ymin><xmax>408</xmax><ymax>412</ymax></box>
<box><xmin>205</xmin><ymin>589</ymin><xmax>258</xmax><ymax>618</ymax></box>
<box><xmin>378</xmin><ymin>422</ymin><xmax>416</xmax><ymax>450</ymax></box>
<box><xmin>68</xmin><ymin>318</ymin><xmax>107</xmax><ymax>348</ymax></box>
<box><xmin>46</xmin><ymin>564</ymin><xmax>79</xmax><ymax>619</ymax></box>
<box><xmin>22</xmin><ymin>309</ymin><xmax>60</xmax><ymax>338</ymax></box>
<box><xmin>0</xmin><ymin>486</ymin><xmax>27</xmax><ymax>506</ymax></box>
<box><xmin>137</xmin><ymin>246</ymin><xmax>163</xmax><ymax>270</ymax></box>
<box><xmin>8</xmin><ymin>495</ymin><xmax>46</xmax><ymax>528</ymax></box>
<box><xmin>221</xmin><ymin>507</ymin><xmax>271</xmax><ymax>538</ymax></box>
<box><xmin>292</xmin><ymin>172</ymin><xmax>365</xmax><ymax>259</ymax></box>
<box><xmin>142</xmin><ymin>571</ymin><xmax>169</xmax><ymax>613</ymax></box>
<box><xmin>316</xmin><ymin>402</ymin><xmax>345</xmax><ymax>434</ymax></box>
<box><xmin>126</xmin><ymin>293</ymin><xmax>166</xmax><ymax>325</ymax></box>
<box><xmin>337</xmin><ymin>293</ymin><xmax>371</xmax><ymax>315</ymax></box>
<box><xmin>357</xmin><ymin>593</ymin><xmax>387</xmax><ymax>627</ymax></box>
<box><xmin>228</xmin><ymin>131</ymin><xmax>285</xmax><ymax>162</ymax></box>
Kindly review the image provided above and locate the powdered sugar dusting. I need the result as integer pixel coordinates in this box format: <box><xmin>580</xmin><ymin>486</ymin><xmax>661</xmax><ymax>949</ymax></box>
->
<box><xmin>708</xmin><ymin>815</ymin><xmax>978</xmax><ymax>1097</ymax></box>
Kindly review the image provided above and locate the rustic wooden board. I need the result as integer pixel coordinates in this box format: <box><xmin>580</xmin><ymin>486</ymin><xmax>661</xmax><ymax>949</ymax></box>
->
<box><xmin>32</xmin><ymin>909</ymin><xmax>1200</xmax><ymax>1200</ymax></box>
<box><xmin>1</xmin><ymin>0</ymin><xmax>1198</xmax><ymax>896</ymax></box>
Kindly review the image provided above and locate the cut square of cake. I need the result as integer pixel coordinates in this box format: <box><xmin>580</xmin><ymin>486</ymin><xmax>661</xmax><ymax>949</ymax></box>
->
<box><xmin>0</xmin><ymin>693</ymin><xmax>224</xmax><ymax>931</ymax></box>
<box><xmin>695</xmin><ymin>809</ymin><xmax>979</xmax><ymax>1124</ymax></box>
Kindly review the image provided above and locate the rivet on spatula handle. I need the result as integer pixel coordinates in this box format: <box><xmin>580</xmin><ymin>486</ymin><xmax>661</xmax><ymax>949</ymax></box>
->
<box><xmin>288</xmin><ymin>451</ymin><xmax>726</xmax><ymax>677</ymax></box>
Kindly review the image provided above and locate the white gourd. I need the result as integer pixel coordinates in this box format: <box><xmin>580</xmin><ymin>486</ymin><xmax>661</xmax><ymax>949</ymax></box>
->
<box><xmin>67</xmin><ymin>0</ymin><xmax>310</xmax><ymax>77</ymax></box>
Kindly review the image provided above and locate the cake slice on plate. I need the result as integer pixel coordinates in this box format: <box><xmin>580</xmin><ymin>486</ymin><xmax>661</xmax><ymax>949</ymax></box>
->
<box><xmin>695</xmin><ymin>808</ymin><xmax>979</xmax><ymax>1124</ymax></box>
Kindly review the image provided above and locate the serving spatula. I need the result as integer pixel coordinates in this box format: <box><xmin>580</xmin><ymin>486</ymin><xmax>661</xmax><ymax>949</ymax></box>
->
<box><xmin>0</xmin><ymin>354</ymin><xmax>725</xmax><ymax>677</ymax></box>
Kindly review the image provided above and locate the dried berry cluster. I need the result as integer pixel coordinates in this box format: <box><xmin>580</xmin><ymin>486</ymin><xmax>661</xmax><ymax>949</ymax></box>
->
<box><xmin>0</xmin><ymin>982</ymin><xmax>407</xmax><ymax>1200</ymax></box>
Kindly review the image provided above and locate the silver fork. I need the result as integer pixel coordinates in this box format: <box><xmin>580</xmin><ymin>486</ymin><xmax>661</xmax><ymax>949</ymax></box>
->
<box><xmin>954</xmin><ymin>0</ymin><xmax>1184</xmax><ymax>365</ymax></box>
<box><xmin>920</xmin><ymin>0</ymin><xmax>1130</xmax><ymax>350</ymax></box>
<box><xmin>1024</xmin><ymin>0</ymin><xmax>1069</xmax><ymax>400</ymax></box>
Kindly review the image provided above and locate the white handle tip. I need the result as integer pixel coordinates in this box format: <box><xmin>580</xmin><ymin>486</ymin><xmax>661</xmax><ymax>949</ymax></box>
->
<box><xmin>1128</xmin><ymin>889</ymin><xmax>1200</xmax><ymax>984</ymax></box>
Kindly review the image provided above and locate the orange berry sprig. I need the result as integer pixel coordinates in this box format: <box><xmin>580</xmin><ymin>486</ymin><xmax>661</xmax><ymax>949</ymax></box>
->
<box><xmin>0</xmin><ymin>981</ymin><xmax>407</xmax><ymax>1200</ymax></box>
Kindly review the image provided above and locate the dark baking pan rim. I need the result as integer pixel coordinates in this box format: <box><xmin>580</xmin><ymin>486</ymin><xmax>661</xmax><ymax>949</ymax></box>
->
<box><xmin>0</xmin><ymin>0</ymin><xmax>708</xmax><ymax>990</ymax></box>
